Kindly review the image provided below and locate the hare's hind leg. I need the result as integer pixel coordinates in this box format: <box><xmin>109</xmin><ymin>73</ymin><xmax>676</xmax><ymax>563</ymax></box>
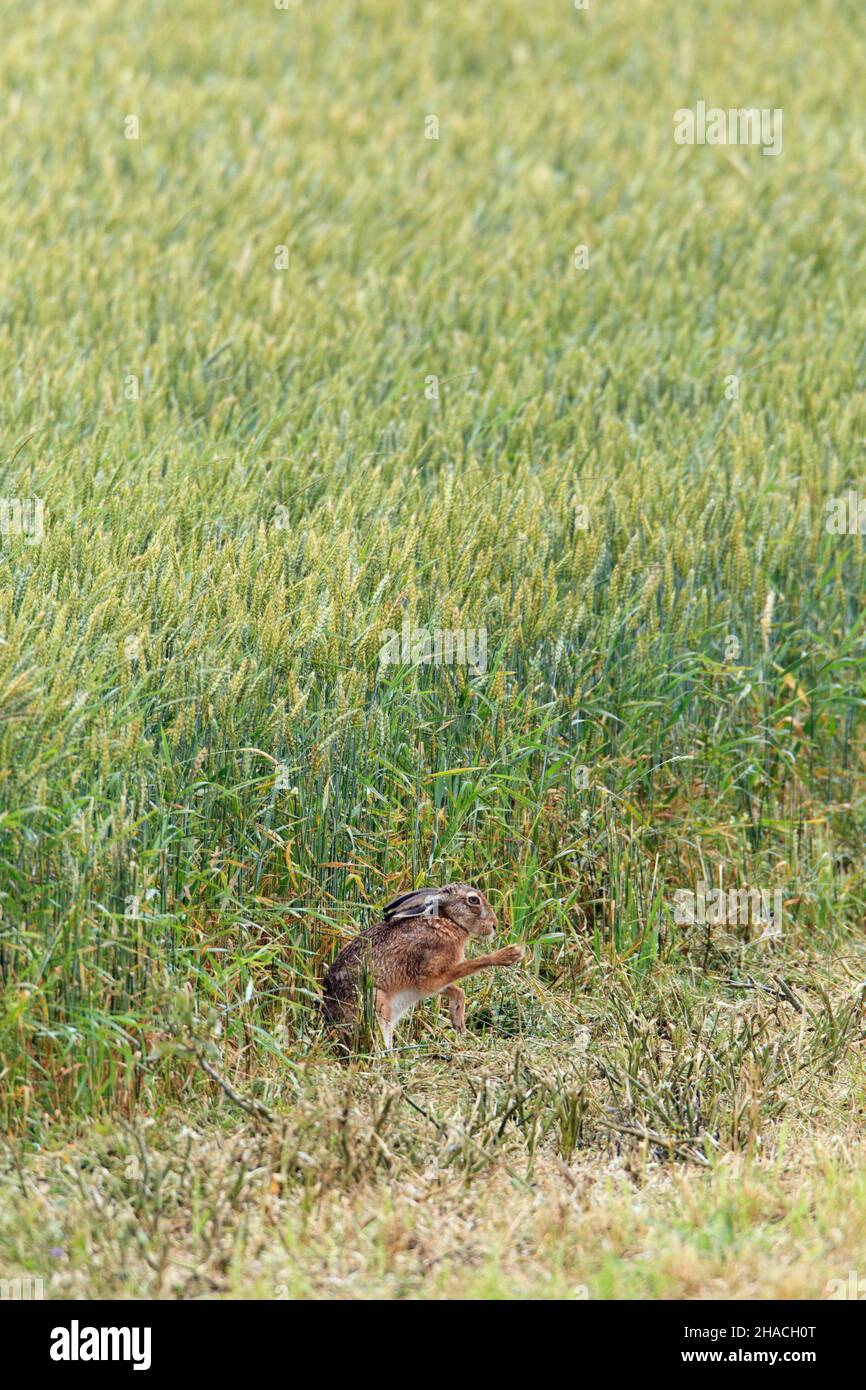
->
<box><xmin>375</xmin><ymin>990</ymin><xmax>395</xmax><ymax>1052</ymax></box>
<box><xmin>442</xmin><ymin>984</ymin><xmax>466</xmax><ymax>1033</ymax></box>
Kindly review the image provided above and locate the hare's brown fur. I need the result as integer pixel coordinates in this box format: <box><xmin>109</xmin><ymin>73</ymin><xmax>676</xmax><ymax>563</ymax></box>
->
<box><xmin>322</xmin><ymin>882</ymin><xmax>523</xmax><ymax>1050</ymax></box>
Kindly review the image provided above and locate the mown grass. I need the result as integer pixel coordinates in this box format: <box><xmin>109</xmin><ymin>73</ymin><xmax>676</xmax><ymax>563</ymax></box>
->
<box><xmin>2</xmin><ymin>939</ymin><xmax>865</xmax><ymax>1298</ymax></box>
<box><xmin>1</xmin><ymin>0</ymin><xmax>866</xmax><ymax>1297</ymax></box>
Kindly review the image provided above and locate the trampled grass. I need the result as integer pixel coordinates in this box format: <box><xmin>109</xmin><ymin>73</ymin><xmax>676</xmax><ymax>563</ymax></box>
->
<box><xmin>1</xmin><ymin>0</ymin><xmax>866</xmax><ymax>1298</ymax></box>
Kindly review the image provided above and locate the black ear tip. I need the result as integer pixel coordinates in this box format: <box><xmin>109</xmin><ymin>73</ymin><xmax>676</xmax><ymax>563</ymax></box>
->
<box><xmin>383</xmin><ymin>887</ymin><xmax>441</xmax><ymax>920</ymax></box>
<box><xmin>383</xmin><ymin>888</ymin><xmax>420</xmax><ymax>918</ymax></box>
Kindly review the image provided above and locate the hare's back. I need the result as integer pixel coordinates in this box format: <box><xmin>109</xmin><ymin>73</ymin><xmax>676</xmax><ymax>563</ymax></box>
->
<box><xmin>325</xmin><ymin>916</ymin><xmax>448</xmax><ymax>989</ymax></box>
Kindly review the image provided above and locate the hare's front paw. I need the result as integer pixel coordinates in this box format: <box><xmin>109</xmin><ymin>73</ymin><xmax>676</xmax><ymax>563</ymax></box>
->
<box><xmin>495</xmin><ymin>944</ymin><xmax>524</xmax><ymax>966</ymax></box>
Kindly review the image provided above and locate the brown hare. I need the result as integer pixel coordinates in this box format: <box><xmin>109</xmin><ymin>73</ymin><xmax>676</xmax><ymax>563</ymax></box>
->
<box><xmin>322</xmin><ymin>882</ymin><xmax>524</xmax><ymax>1051</ymax></box>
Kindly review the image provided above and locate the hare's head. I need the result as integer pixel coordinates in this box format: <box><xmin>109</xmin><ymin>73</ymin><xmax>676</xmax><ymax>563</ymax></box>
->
<box><xmin>383</xmin><ymin>882</ymin><xmax>498</xmax><ymax>938</ymax></box>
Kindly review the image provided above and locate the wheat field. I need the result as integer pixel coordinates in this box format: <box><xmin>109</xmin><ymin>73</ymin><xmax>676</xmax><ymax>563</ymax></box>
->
<box><xmin>1</xmin><ymin>0</ymin><xmax>866</xmax><ymax>1302</ymax></box>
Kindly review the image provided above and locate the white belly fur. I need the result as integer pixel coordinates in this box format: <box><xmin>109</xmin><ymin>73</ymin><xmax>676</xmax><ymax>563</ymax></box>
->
<box><xmin>389</xmin><ymin>989</ymin><xmax>422</xmax><ymax>1025</ymax></box>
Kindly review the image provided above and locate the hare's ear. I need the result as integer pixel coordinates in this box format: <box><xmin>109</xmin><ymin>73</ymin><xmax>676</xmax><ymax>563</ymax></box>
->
<box><xmin>383</xmin><ymin>888</ymin><xmax>441</xmax><ymax>921</ymax></box>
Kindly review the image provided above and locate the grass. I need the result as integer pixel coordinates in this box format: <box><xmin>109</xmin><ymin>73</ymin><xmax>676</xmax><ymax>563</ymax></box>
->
<box><xmin>1</xmin><ymin>0</ymin><xmax>866</xmax><ymax>1298</ymax></box>
<box><xmin>3</xmin><ymin>941</ymin><xmax>866</xmax><ymax>1298</ymax></box>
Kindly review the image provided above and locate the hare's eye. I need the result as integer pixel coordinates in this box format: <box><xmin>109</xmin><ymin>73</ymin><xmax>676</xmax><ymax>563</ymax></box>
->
<box><xmin>467</xmin><ymin>893</ymin><xmax>481</xmax><ymax>907</ymax></box>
